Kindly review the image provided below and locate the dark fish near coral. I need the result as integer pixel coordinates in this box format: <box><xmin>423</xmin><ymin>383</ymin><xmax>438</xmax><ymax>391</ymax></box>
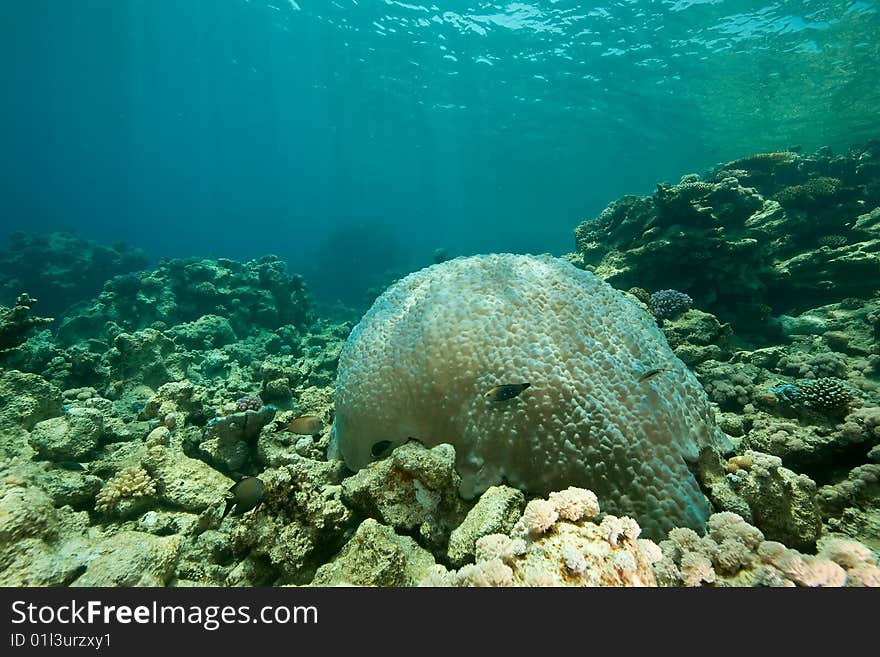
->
<box><xmin>54</xmin><ymin>461</ymin><xmax>85</xmax><ymax>472</ymax></box>
<box><xmin>371</xmin><ymin>440</ymin><xmax>392</xmax><ymax>459</ymax></box>
<box><xmin>286</xmin><ymin>415</ymin><xmax>324</xmax><ymax>435</ymax></box>
<box><xmin>221</xmin><ymin>477</ymin><xmax>265</xmax><ymax>519</ymax></box>
<box><xmin>637</xmin><ymin>368</ymin><xmax>667</xmax><ymax>383</ymax></box>
<box><xmin>484</xmin><ymin>383</ymin><xmax>531</xmax><ymax>402</ymax></box>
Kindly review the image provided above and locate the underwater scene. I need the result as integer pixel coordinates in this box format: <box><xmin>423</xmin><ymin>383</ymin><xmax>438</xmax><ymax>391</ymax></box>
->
<box><xmin>1</xmin><ymin>1</ymin><xmax>879</xmax><ymax>588</ymax></box>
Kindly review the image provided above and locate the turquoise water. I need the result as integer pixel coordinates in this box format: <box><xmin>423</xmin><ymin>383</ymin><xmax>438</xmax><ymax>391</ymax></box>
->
<box><xmin>2</xmin><ymin>0</ymin><xmax>878</xmax><ymax>306</ymax></box>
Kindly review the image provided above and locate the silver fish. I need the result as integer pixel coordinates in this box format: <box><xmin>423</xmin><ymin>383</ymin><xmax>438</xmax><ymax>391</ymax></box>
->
<box><xmin>637</xmin><ymin>368</ymin><xmax>667</xmax><ymax>383</ymax></box>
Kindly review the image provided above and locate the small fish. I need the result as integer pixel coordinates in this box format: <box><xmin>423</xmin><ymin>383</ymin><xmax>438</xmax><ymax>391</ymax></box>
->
<box><xmin>371</xmin><ymin>440</ymin><xmax>393</xmax><ymax>459</ymax></box>
<box><xmin>637</xmin><ymin>368</ymin><xmax>667</xmax><ymax>383</ymax></box>
<box><xmin>221</xmin><ymin>477</ymin><xmax>265</xmax><ymax>519</ymax></box>
<box><xmin>286</xmin><ymin>415</ymin><xmax>324</xmax><ymax>435</ymax></box>
<box><xmin>55</xmin><ymin>461</ymin><xmax>85</xmax><ymax>472</ymax></box>
<box><xmin>484</xmin><ymin>383</ymin><xmax>531</xmax><ymax>402</ymax></box>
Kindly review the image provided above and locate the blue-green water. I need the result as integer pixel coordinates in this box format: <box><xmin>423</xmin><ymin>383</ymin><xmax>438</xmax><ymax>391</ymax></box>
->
<box><xmin>1</xmin><ymin>0</ymin><xmax>878</xmax><ymax>306</ymax></box>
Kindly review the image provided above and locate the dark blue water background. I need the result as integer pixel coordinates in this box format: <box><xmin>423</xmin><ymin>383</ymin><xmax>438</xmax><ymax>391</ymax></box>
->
<box><xmin>1</xmin><ymin>1</ymin><xmax>877</xmax><ymax>308</ymax></box>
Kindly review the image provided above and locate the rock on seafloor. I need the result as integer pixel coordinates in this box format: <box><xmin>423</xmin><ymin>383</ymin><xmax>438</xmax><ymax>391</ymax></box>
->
<box><xmin>310</xmin><ymin>519</ymin><xmax>438</xmax><ymax>587</ymax></box>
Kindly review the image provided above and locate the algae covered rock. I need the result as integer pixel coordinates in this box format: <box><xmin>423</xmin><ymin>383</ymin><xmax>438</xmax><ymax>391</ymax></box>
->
<box><xmin>107</xmin><ymin>329</ymin><xmax>187</xmax><ymax>389</ymax></box>
<box><xmin>198</xmin><ymin>406</ymin><xmax>277</xmax><ymax>474</ymax></box>
<box><xmin>661</xmin><ymin>309</ymin><xmax>734</xmax><ymax>366</ymax></box>
<box><xmin>724</xmin><ymin>450</ymin><xmax>822</xmax><ymax>551</ymax></box>
<box><xmin>311</xmin><ymin>518</ymin><xmax>437</xmax><ymax>587</ymax></box>
<box><xmin>223</xmin><ymin>457</ymin><xmax>351</xmax><ymax>585</ymax></box>
<box><xmin>0</xmin><ymin>369</ymin><xmax>61</xmax><ymax>437</ymax></box>
<box><xmin>229</xmin><ymin>515</ymin><xmax>317</xmax><ymax>585</ymax></box>
<box><xmin>167</xmin><ymin>314</ymin><xmax>237</xmax><ymax>349</ymax></box>
<box><xmin>447</xmin><ymin>485</ymin><xmax>525</xmax><ymax>566</ymax></box>
<box><xmin>28</xmin><ymin>407</ymin><xmax>103</xmax><ymax>461</ymax></box>
<box><xmin>0</xmin><ymin>479</ymin><xmax>99</xmax><ymax>586</ymax></box>
<box><xmin>0</xmin><ymin>293</ymin><xmax>53</xmax><ymax>351</ymax></box>
<box><xmin>142</xmin><ymin>445</ymin><xmax>234</xmax><ymax>512</ymax></box>
<box><xmin>71</xmin><ymin>531</ymin><xmax>180</xmax><ymax>587</ymax></box>
<box><xmin>341</xmin><ymin>441</ymin><xmax>466</xmax><ymax>550</ymax></box>
<box><xmin>143</xmin><ymin>379</ymin><xmax>213</xmax><ymax>427</ymax></box>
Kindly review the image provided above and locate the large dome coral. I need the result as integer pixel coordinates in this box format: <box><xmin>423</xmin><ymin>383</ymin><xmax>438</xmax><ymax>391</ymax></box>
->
<box><xmin>330</xmin><ymin>254</ymin><xmax>728</xmax><ymax>537</ymax></box>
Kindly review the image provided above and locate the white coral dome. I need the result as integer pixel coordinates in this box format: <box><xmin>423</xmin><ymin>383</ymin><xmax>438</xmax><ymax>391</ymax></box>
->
<box><xmin>331</xmin><ymin>253</ymin><xmax>726</xmax><ymax>536</ymax></box>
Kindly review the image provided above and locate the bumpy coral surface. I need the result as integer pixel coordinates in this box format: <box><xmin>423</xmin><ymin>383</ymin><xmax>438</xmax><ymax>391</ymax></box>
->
<box><xmin>331</xmin><ymin>253</ymin><xmax>729</xmax><ymax>537</ymax></box>
<box><xmin>655</xmin><ymin>511</ymin><xmax>879</xmax><ymax>587</ymax></box>
<box><xmin>423</xmin><ymin>488</ymin><xmax>660</xmax><ymax>587</ymax></box>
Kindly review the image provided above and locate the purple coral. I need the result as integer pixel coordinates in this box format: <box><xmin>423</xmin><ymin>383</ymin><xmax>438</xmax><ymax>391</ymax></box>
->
<box><xmin>235</xmin><ymin>396</ymin><xmax>263</xmax><ymax>412</ymax></box>
<box><xmin>649</xmin><ymin>289</ymin><xmax>693</xmax><ymax>320</ymax></box>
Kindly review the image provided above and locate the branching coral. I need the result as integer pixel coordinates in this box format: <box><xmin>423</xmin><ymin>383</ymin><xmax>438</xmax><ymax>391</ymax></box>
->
<box><xmin>775</xmin><ymin>177</ymin><xmax>842</xmax><ymax>210</ymax></box>
<box><xmin>95</xmin><ymin>466</ymin><xmax>156</xmax><ymax>518</ymax></box>
<box><xmin>649</xmin><ymin>289</ymin><xmax>693</xmax><ymax>320</ymax></box>
<box><xmin>797</xmin><ymin>377</ymin><xmax>856</xmax><ymax>416</ymax></box>
<box><xmin>0</xmin><ymin>293</ymin><xmax>53</xmax><ymax>351</ymax></box>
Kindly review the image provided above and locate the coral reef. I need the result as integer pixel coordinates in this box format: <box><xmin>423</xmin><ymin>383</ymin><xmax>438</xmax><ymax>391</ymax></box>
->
<box><xmin>0</xmin><ymin>232</ymin><xmax>147</xmax><ymax>318</ymax></box>
<box><xmin>573</xmin><ymin>144</ymin><xmax>880</xmax><ymax>336</ymax></box>
<box><xmin>2</xmin><ymin>142</ymin><xmax>879</xmax><ymax>588</ymax></box>
<box><xmin>0</xmin><ymin>293</ymin><xmax>53</xmax><ymax>352</ymax></box>
<box><xmin>56</xmin><ymin>255</ymin><xmax>313</xmax><ymax>345</ymax></box>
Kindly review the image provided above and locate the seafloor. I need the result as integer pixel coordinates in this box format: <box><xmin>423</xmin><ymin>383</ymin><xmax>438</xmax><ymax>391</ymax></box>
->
<box><xmin>1</xmin><ymin>143</ymin><xmax>879</xmax><ymax>587</ymax></box>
